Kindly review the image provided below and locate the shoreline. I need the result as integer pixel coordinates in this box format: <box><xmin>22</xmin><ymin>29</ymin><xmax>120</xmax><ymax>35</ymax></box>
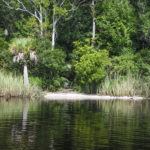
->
<box><xmin>44</xmin><ymin>92</ymin><xmax>146</xmax><ymax>101</ymax></box>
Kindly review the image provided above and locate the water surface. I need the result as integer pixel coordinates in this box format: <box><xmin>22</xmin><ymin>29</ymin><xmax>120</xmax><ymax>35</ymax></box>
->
<box><xmin>0</xmin><ymin>99</ymin><xmax>150</xmax><ymax>150</ymax></box>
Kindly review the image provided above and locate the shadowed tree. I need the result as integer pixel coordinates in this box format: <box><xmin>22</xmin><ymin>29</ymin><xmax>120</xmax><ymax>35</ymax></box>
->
<box><xmin>9</xmin><ymin>38</ymin><xmax>37</xmax><ymax>87</ymax></box>
<box><xmin>51</xmin><ymin>0</ymin><xmax>86</xmax><ymax>50</ymax></box>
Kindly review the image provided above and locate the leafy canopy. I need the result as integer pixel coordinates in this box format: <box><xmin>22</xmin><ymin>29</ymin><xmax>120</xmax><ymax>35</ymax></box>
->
<box><xmin>9</xmin><ymin>38</ymin><xmax>35</xmax><ymax>54</ymax></box>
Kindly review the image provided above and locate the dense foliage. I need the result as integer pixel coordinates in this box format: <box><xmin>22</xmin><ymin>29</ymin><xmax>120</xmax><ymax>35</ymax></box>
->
<box><xmin>0</xmin><ymin>0</ymin><xmax>150</xmax><ymax>94</ymax></box>
<box><xmin>73</xmin><ymin>43</ymin><xmax>110</xmax><ymax>93</ymax></box>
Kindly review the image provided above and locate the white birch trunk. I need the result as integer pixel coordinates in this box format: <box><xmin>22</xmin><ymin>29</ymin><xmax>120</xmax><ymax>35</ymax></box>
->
<box><xmin>24</xmin><ymin>63</ymin><xmax>29</xmax><ymax>87</ymax></box>
<box><xmin>92</xmin><ymin>0</ymin><xmax>95</xmax><ymax>46</ymax></box>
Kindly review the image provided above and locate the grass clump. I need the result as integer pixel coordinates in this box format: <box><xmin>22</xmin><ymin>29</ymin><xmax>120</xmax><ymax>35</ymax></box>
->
<box><xmin>99</xmin><ymin>73</ymin><xmax>149</xmax><ymax>97</ymax></box>
<box><xmin>0</xmin><ymin>72</ymin><xmax>41</xmax><ymax>98</ymax></box>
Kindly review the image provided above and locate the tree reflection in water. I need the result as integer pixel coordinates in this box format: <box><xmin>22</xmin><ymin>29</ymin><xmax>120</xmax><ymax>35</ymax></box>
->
<box><xmin>0</xmin><ymin>99</ymin><xmax>149</xmax><ymax>150</ymax></box>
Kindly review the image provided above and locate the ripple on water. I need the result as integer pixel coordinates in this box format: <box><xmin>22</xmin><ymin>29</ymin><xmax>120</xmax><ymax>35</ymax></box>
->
<box><xmin>0</xmin><ymin>99</ymin><xmax>149</xmax><ymax>149</ymax></box>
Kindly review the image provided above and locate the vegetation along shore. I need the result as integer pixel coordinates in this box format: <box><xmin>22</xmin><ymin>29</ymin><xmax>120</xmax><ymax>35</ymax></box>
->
<box><xmin>0</xmin><ymin>72</ymin><xmax>41</xmax><ymax>98</ymax></box>
<box><xmin>0</xmin><ymin>0</ymin><xmax>150</xmax><ymax>98</ymax></box>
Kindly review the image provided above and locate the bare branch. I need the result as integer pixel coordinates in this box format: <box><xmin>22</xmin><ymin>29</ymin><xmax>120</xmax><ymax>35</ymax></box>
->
<box><xmin>2</xmin><ymin>0</ymin><xmax>40</xmax><ymax>21</ymax></box>
<box><xmin>68</xmin><ymin>0</ymin><xmax>86</xmax><ymax>12</ymax></box>
<box><xmin>60</xmin><ymin>0</ymin><xmax>66</xmax><ymax>7</ymax></box>
<box><xmin>77</xmin><ymin>0</ymin><xmax>86</xmax><ymax>7</ymax></box>
<box><xmin>30</xmin><ymin>0</ymin><xmax>41</xmax><ymax>17</ymax></box>
<box><xmin>16</xmin><ymin>0</ymin><xmax>27</xmax><ymax>11</ymax></box>
<box><xmin>2</xmin><ymin>0</ymin><xmax>13</xmax><ymax>9</ymax></box>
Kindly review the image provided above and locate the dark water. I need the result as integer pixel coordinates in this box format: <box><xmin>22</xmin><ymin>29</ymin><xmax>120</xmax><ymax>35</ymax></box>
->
<box><xmin>0</xmin><ymin>99</ymin><xmax>150</xmax><ymax>150</ymax></box>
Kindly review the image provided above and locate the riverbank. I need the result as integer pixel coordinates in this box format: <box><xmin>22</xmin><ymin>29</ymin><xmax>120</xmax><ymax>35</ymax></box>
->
<box><xmin>44</xmin><ymin>92</ymin><xmax>145</xmax><ymax>100</ymax></box>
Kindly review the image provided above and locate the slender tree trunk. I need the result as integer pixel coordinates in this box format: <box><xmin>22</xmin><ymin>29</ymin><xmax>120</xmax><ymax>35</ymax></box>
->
<box><xmin>40</xmin><ymin>22</ymin><xmax>43</xmax><ymax>37</ymax></box>
<box><xmin>52</xmin><ymin>7</ymin><xmax>56</xmax><ymax>50</ymax></box>
<box><xmin>24</xmin><ymin>62</ymin><xmax>29</xmax><ymax>87</ymax></box>
<box><xmin>45</xmin><ymin>9</ymin><xmax>48</xmax><ymax>34</ymax></box>
<box><xmin>39</xmin><ymin>5</ymin><xmax>43</xmax><ymax>36</ymax></box>
<box><xmin>91</xmin><ymin>0</ymin><xmax>95</xmax><ymax>46</ymax></box>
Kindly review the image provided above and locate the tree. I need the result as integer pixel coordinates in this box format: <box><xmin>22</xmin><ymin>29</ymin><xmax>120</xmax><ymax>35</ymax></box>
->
<box><xmin>56</xmin><ymin>1</ymin><xmax>92</xmax><ymax>52</ymax></box>
<box><xmin>96</xmin><ymin>0</ymin><xmax>137</xmax><ymax>55</ymax></box>
<box><xmin>9</xmin><ymin>38</ymin><xmax>37</xmax><ymax>87</ymax></box>
<box><xmin>137</xmin><ymin>0</ymin><xmax>150</xmax><ymax>49</ymax></box>
<box><xmin>51</xmin><ymin>0</ymin><xmax>86</xmax><ymax>50</ymax></box>
<box><xmin>91</xmin><ymin>0</ymin><xmax>95</xmax><ymax>46</ymax></box>
<box><xmin>2</xmin><ymin>0</ymin><xmax>86</xmax><ymax>50</ymax></box>
<box><xmin>2</xmin><ymin>0</ymin><xmax>51</xmax><ymax>37</ymax></box>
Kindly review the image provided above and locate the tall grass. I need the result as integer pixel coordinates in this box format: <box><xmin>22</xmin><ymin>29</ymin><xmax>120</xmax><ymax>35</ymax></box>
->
<box><xmin>99</xmin><ymin>73</ymin><xmax>149</xmax><ymax>97</ymax></box>
<box><xmin>0</xmin><ymin>72</ymin><xmax>41</xmax><ymax>98</ymax></box>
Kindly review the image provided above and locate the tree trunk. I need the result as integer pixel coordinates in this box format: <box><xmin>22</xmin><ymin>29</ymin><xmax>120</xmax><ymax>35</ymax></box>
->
<box><xmin>52</xmin><ymin>7</ymin><xmax>57</xmax><ymax>50</ymax></box>
<box><xmin>40</xmin><ymin>22</ymin><xmax>43</xmax><ymax>37</ymax></box>
<box><xmin>45</xmin><ymin>9</ymin><xmax>48</xmax><ymax>34</ymax></box>
<box><xmin>39</xmin><ymin>5</ymin><xmax>43</xmax><ymax>36</ymax></box>
<box><xmin>91</xmin><ymin>0</ymin><xmax>95</xmax><ymax>46</ymax></box>
<box><xmin>24</xmin><ymin>63</ymin><xmax>29</xmax><ymax>87</ymax></box>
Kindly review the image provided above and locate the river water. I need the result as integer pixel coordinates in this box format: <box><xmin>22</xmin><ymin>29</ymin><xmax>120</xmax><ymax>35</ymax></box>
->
<box><xmin>0</xmin><ymin>99</ymin><xmax>150</xmax><ymax>150</ymax></box>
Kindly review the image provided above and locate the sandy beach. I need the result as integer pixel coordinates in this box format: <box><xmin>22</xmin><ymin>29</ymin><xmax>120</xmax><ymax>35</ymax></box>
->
<box><xmin>44</xmin><ymin>92</ymin><xmax>145</xmax><ymax>100</ymax></box>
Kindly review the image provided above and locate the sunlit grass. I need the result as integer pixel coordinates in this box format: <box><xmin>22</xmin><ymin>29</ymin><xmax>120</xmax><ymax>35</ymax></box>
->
<box><xmin>0</xmin><ymin>72</ymin><xmax>42</xmax><ymax>98</ymax></box>
<box><xmin>99</xmin><ymin>73</ymin><xmax>149</xmax><ymax>97</ymax></box>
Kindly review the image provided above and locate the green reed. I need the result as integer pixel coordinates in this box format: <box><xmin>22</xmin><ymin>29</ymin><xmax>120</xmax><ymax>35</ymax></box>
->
<box><xmin>99</xmin><ymin>73</ymin><xmax>148</xmax><ymax>97</ymax></box>
<box><xmin>0</xmin><ymin>72</ymin><xmax>41</xmax><ymax>98</ymax></box>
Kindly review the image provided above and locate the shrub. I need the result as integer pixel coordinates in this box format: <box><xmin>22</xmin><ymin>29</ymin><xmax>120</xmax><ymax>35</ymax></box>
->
<box><xmin>29</xmin><ymin>76</ymin><xmax>43</xmax><ymax>87</ymax></box>
<box><xmin>31</xmin><ymin>41</ymin><xmax>69</xmax><ymax>91</ymax></box>
<box><xmin>73</xmin><ymin>44</ymin><xmax>110</xmax><ymax>93</ymax></box>
<box><xmin>110</xmin><ymin>51</ymin><xmax>139</xmax><ymax>76</ymax></box>
<box><xmin>136</xmin><ymin>49</ymin><xmax>150</xmax><ymax>77</ymax></box>
<box><xmin>0</xmin><ymin>29</ymin><xmax>14</xmax><ymax>71</ymax></box>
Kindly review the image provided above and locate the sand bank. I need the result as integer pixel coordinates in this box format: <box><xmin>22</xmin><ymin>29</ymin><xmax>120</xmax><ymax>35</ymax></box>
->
<box><xmin>44</xmin><ymin>93</ymin><xmax>145</xmax><ymax>100</ymax></box>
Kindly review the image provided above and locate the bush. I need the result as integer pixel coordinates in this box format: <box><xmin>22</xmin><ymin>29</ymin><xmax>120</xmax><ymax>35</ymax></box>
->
<box><xmin>0</xmin><ymin>29</ymin><xmax>15</xmax><ymax>71</ymax></box>
<box><xmin>30</xmin><ymin>40</ymin><xmax>69</xmax><ymax>91</ymax></box>
<box><xmin>29</xmin><ymin>76</ymin><xmax>43</xmax><ymax>87</ymax></box>
<box><xmin>110</xmin><ymin>51</ymin><xmax>139</xmax><ymax>76</ymax></box>
<box><xmin>73</xmin><ymin>44</ymin><xmax>110</xmax><ymax>93</ymax></box>
<box><xmin>136</xmin><ymin>49</ymin><xmax>150</xmax><ymax>77</ymax></box>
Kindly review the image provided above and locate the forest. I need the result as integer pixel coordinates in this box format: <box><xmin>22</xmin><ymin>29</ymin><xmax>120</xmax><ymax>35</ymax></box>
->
<box><xmin>0</xmin><ymin>0</ymin><xmax>150</xmax><ymax>96</ymax></box>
